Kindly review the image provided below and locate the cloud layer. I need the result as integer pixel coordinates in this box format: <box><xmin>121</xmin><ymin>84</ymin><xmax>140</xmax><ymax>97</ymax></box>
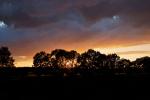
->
<box><xmin>0</xmin><ymin>0</ymin><xmax>150</xmax><ymax>66</ymax></box>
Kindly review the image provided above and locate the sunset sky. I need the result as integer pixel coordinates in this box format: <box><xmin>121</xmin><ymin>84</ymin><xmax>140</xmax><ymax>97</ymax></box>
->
<box><xmin>0</xmin><ymin>0</ymin><xmax>150</xmax><ymax>67</ymax></box>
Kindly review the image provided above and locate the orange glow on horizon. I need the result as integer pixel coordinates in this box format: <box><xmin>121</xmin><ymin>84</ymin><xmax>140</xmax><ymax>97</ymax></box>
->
<box><xmin>13</xmin><ymin>43</ymin><xmax>150</xmax><ymax>67</ymax></box>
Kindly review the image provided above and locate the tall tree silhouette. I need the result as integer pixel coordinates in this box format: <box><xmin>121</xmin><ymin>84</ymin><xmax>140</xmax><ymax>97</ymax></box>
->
<box><xmin>0</xmin><ymin>47</ymin><xmax>15</xmax><ymax>67</ymax></box>
<box><xmin>33</xmin><ymin>51</ymin><xmax>50</xmax><ymax>67</ymax></box>
<box><xmin>50</xmin><ymin>49</ymin><xmax>79</xmax><ymax>68</ymax></box>
<box><xmin>50</xmin><ymin>49</ymin><xmax>68</xmax><ymax>68</ymax></box>
<box><xmin>65</xmin><ymin>50</ymin><xmax>79</xmax><ymax>68</ymax></box>
<box><xmin>77</xmin><ymin>49</ymin><xmax>106</xmax><ymax>70</ymax></box>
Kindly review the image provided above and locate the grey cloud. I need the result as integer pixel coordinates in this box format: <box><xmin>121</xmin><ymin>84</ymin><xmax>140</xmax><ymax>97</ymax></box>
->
<box><xmin>0</xmin><ymin>0</ymin><xmax>150</xmax><ymax>55</ymax></box>
<box><xmin>1</xmin><ymin>0</ymin><xmax>150</xmax><ymax>28</ymax></box>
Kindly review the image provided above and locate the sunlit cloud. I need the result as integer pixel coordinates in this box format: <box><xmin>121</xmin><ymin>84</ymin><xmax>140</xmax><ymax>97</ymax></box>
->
<box><xmin>94</xmin><ymin>44</ymin><xmax>150</xmax><ymax>61</ymax></box>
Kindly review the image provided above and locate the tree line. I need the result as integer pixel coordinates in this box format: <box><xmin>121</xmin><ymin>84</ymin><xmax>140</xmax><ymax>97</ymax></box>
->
<box><xmin>0</xmin><ymin>46</ymin><xmax>150</xmax><ymax>74</ymax></box>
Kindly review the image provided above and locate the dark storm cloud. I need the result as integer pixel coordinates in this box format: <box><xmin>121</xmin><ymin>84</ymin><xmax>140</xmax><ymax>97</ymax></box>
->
<box><xmin>0</xmin><ymin>0</ymin><xmax>51</xmax><ymax>28</ymax></box>
<box><xmin>0</xmin><ymin>0</ymin><xmax>150</xmax><ymax>55</ymax></box>
<box><xmin>1</xmin><ymin>0</ymin><xmax>150</xmax><ymax>28</ymax></box>
<box><xmin>79</xmin><ymin>0</ymin><xmax>150</xmax><ymax>26</ymax></box>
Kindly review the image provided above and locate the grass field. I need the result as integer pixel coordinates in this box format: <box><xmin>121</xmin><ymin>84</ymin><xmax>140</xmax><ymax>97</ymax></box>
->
<box><xmin>0</xmin><ymin>67</ymin><xmax>149</xmax><ymax>99</ymax></box>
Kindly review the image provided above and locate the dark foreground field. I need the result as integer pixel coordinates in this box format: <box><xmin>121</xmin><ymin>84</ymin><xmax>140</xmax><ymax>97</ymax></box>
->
<box><xmin>0</xmin><ymin>68</ymin><xmax>150</xmax><ymax>99</ymax></box>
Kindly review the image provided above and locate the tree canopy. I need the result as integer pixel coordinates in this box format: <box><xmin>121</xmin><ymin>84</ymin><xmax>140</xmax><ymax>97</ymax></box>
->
<box><xmin>0</xmin><ymin>47</ymin><xmax>15</xmax><ymax>67</ymax></box>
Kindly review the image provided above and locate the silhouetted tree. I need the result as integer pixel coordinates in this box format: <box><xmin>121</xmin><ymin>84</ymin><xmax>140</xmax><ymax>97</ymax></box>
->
<box><xmin>106</xmin><ymin>54</ymin><xmax>120</xmax><ymax>70</ymax></box>
<box><xmin>117</xmin><ymin>59</ymin><xmax>131</xmax><ymax>73</ymax></box>
<box><xmin>50</xmin><ymin>49</ymin><xmax>68</xmax><ymax>68</ymax></box>
<box><xmin>32</xmin><ymin>48</ymin><xmax>150</xmax><ymax>77</ymax></box>
<box><xmin>33</xmin><ymin>51</ymin><xmax>50</xmax><ymax>67</ymax></box>
<box><xmin>135</xmin><ymin>56</ymin><xmax>150</xmax><ymax>73</ymax></box>
<box><xmin>77</xmin><ymin>49</ymin><xmax>106</xmax><ymax>70</ymax></box>
<box><xmin>66</xmin><ymin>50</ymin><xmax>80</xmax><ymax>68</ymax></box>
<box><xmin>50</xmin><ymin>49</ymin><xmax>79</xmax><ymax>68</ymax></box>
<box><xmin>0</xmin><ymin>47</ymin><xmax>15</xmax><ymax>67</ymax></box>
